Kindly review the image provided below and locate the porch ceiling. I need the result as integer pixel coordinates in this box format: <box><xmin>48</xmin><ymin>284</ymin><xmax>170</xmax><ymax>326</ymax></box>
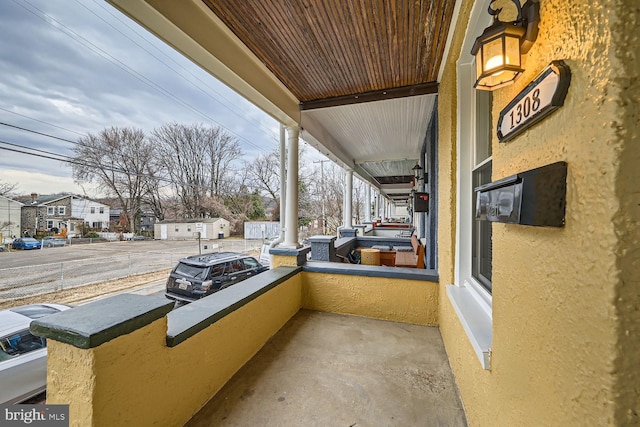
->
<box><xmin>107</xmin><ymin>0</ymin><xmax>455</xmax><ymax>205</ymax></box>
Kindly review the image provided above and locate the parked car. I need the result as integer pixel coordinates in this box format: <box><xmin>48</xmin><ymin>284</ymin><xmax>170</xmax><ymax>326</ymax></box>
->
<box><xmin>11</xmin><ymin>238</ymin><xmax>41</xmax><ymax>250</ymax></box>
<box><xmin>0</xmin><ymin>303</ymin><xmax>71</xmax><ymax>404</ymax></box>
<box><xmin>259</xmin><ymin>240</ymin><xmax>272</xmax><ymax>267</ymax></box>
<box><xmin>42</xmin><ymin>237</ymin><xmax>66</xmax><ymax>248</ymax></box>
<box><xmin>166</xmin><ymin>252</ymin><xmax>268</xmax><ymax>303</ymax></box>
<box><xmin>129</xmin><ymin>235</ymin><xmax>150</xmax><ymax>241</ymax></box>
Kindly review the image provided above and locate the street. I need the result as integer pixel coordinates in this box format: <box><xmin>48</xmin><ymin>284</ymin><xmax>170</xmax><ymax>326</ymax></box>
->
<box><xmin>0</xmin><ymin>238</ymin><xmax>263</xmax><ymax>305</ymax></box>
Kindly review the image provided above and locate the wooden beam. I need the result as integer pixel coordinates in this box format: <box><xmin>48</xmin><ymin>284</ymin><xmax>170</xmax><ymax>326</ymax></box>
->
<box><xmin>299</xmin><ymin>82</ymin><xmax>439</xmax><ymax>110</ymax></box>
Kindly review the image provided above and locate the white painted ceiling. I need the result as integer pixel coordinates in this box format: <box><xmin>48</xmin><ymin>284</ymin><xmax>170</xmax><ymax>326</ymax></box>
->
<box><xmin>301</xmin><ymin>93</ymin><xmax>436</xmax><ymax>205</ymax></box>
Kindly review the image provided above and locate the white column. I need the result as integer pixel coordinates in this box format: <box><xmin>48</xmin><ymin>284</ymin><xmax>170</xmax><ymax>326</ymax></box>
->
<box><xmin>365</xmin><ymin>184</ymin><xmax>372</xmax><ymax>222</ymax></box>
<box><xmin>344</xmin><ymin>169</ymin><xmax>353</xmax><ymax>228</ymax></box>
<box><xmin>374</xmin><ymin>192</ymin><xmax>379</xmax><ymax>220</ymax></box>
<box><xmin>283</xmin><ymin>126</ymin><xmax>300</xmax><ymax>248</ymax></box>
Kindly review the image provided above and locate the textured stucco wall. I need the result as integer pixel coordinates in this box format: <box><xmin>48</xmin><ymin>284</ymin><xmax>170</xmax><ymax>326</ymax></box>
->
<box><xmin>45</xmin><ymin>275</ymin><xmax>302</xmax><ymax>427</ymax></box>
<box><xmin>610</xmin><ymin>0</ymin><xmax>640</xmax><ymax>423</ymax></box>
<box><xmin>438</xmin><ymin>0</ymin><xmax>639</xmax><ymax>426</ymax></box>
<box><xmin>302</xmin><ymin>271</ymin><xmax>438</xmax><ymax>325</ymax></box>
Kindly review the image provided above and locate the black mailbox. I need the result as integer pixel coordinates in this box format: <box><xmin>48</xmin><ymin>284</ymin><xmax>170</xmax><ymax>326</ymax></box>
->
<box><xmin>475</xmin><ymin>161</ymin><xmax>567</xmax><ymax>227</ymax></box>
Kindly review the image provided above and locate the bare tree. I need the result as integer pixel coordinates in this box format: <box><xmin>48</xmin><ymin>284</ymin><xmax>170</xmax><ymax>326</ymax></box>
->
<box><xmin>207</xmin><ymin>127</ymin><xmax>242</xmax><ymax>197</ymax></box>
<box><xmin>151</xmin><ymin>123</ymin><xmax>242</xmax><ymax>218</ymax></box>
<box><xmin>352</xmin><ymin>178</ymin><xmax>366</xmax><ymax>225</ymax></box>
<box><xmin>321</xmin><ymin>163</ymin><xmax>345</xmax><ymax>233</ymax></box>
<box><xmin>0</xmin><ymin>180</ymin><xmax>18</xmax><ymax>197</ymax></box>
<box><xmin>248</xmin><ymin>150</ymin><xmax>280</xmax><ymax>201</ymax></box>
<box><xmin>72</xmin><ymin>127</ymin><xmax>155</xmax><ymax>232</ymax></box>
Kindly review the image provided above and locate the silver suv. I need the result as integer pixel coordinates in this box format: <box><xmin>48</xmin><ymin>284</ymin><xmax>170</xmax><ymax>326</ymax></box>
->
<box><xmin>165</xmin><ymin>252</ymin><xmax>268</xmax><ymax>303</ymax></box>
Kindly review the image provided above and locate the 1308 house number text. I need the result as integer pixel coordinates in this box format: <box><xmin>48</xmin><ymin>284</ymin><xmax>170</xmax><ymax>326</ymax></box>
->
<box><xmin>508</xmin><ymin>88</ymin><xmax>541</xmax><ymax>130</ymax></box>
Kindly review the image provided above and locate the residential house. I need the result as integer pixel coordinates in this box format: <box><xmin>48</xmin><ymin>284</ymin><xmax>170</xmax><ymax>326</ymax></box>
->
<box><xmin>21</xmin><ymin>194</ymin><xmax>110</xmax><ymax>236</ymax></box>
<box><xmin>0</xmin><ymin>195</ymin><xmax>23</xmax><ymax>240</ymax></box>
<box><xmin>109</xmin><ymin>208</ymin><xmax>156</xmax><ymax>233</ymax></box>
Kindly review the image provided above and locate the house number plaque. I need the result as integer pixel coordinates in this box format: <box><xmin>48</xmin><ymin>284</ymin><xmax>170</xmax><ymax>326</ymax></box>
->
<box><xmin>497</xmin><ymin>60</ymin><xmax>571</xmax><ymax>142</ymax></box>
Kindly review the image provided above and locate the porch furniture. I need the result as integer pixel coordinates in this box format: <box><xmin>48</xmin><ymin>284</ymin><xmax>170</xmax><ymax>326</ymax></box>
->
<box><xmin>396</xmin><ymin>230</ymin><xmax>413</xmax><ymax>238</ymax></box>
<box><xmin>360</xmin><ymin>248</ymin><xmax>381</xmax><ymax>266</ymax></box>
<box><xmin>394</xmin><ymin>235</ymin><xmax>425</xmax><ymax>268</ymax></box>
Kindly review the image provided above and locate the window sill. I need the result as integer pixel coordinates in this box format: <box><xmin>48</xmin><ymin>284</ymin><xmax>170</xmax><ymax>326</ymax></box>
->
<box><xmin>446</xmin><ymin>282</ymin><xmax>492</xmax><ymax>370</ymax></box>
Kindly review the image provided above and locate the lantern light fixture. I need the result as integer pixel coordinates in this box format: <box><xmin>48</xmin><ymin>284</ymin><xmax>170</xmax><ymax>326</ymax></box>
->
<box><xmin>471</xmin><ymin>0</ymin><xmax>540</xmax><ymax>91</ymax></box>
<box><xmin>412</xmin><ymin>163</ymin><xmax>423</xmax><ymax>180</ymax></box>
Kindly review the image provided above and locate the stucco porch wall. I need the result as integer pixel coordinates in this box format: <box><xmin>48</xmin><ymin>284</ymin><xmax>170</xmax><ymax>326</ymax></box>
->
<box><xmin>37</xmin><ymin>260</ymin><xmax>442</xmax><ymax>426</ymax></box>
<box><xmin>438</xmin><ymin>1</ymin><xmax>639</xmax><ymax>426</ymax></box>
<box><xmin>302</xmin><ymin>262</ymin><xmax>439</xmax><ymax>326</ymax></box>
<box><xmin>40</xmin><ymin>269</ymin><xmax>303</xmax><ymax>427</ymax></box>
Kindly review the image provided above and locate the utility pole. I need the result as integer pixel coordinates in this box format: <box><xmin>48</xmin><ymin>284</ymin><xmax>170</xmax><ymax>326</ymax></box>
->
<box><xmin>314</xmin><ymin>160</ymin><xmax>331</xmax><ymax>235</ymax></box>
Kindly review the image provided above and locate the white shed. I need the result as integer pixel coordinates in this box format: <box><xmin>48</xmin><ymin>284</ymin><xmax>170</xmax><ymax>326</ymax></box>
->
<box><xmin>154</xmin><ymin>218</ymin><xmax>230</xmax><ymax>240</ymax></box>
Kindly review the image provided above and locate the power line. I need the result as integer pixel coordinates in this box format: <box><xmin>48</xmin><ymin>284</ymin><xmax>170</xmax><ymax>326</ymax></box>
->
<box><xmin>0</xmin><ymin>139</ymin><xmax>258</xmax><ymax>194</ymax></box>
<box><xmin>0</xmin><ymin>107</ymin><xmax>86</xmax><ymax>138</ymax></box>
<box><xmin>79</xmin><ymin>0</ymin><xmax>279</xmax><ymax>142</ymax></box>
<box><xmin>0</xmin><ymin>122</ymin><xmax>80</xmax><ymax>146</ymax></box>
<box><xmin>13</xmin><ymin>0</ymin><xmax>270</xmax><ymax>154</ymax></box>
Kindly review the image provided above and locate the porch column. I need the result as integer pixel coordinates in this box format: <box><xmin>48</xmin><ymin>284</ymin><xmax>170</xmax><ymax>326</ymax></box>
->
<box><xmin>344</xmin><ymin>169</ymin><xmax>353</xmax><ymax>228</ymax></box>
<box><xmin>374</xmin><ymin>192</ymin><xmax>380</xmax><ymax>219</ymax></box>
<box><xmin>365</xmin><ymin>184</ymin><xmax>372</xmax><ymax>222</ymax></box>
<box><xmin>283</xmin><ymin>126</ymin><xmax>300</xmax><ymax>248</ymax></box>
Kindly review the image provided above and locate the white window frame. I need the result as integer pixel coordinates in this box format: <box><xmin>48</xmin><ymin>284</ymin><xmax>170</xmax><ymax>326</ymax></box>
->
<box><xmin>99</xmin><ymin>207</ymin><xmax>104</xmax><ymax>214</ymax></box>
<box><xmin>58</xmin><ymin>206</ymin><xmax>65</xmax><ymax>215</ymax></box>
<box><xmin>446</xmin><ymin>1</ymin><xmax>494</xmax><ymax>370</ymax></box>
<box><xmin>47</xmin><ymin>207</ymin><xmax>54</xmax><ymax>215</ymax></box>
<box><xmin>47</xmin><ymin>220</ymin><xmax>54</xmax><ymax>229</ymax></box>
<box><xmin>90</xmin><ymin>207</ymin><xmax>95</xmax><ymax>214</ymax></box>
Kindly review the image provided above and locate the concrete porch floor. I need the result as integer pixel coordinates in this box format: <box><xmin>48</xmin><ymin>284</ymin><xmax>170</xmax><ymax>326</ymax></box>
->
<box><xmin>187</xmin><ymin>310</ymin><xmax>467</xmax><ymax>426</ymax></box>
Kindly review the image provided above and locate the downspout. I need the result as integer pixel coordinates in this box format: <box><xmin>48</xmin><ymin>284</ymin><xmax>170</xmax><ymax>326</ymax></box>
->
<box><xmin>270</xmin><ymin>123</ymin><xmax>287</xmax><ymax>251</ymax></box>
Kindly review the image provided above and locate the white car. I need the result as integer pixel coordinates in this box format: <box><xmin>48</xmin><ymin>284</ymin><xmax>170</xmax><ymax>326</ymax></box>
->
<box><xmin>0</xmin><ymin>303</ymin><xmax>70</xmax><ymax>404</ymax></box>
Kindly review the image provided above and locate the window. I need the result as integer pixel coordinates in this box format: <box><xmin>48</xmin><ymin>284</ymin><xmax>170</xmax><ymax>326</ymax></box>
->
<box><xmin>47</xmin><ymin>220</ymin><xmax>54</xmax><ymax>229</ymax></box>
<box><xmin>0</xmin><ymin>330</ymin><xmax>46</xmax><ymax>360</ymax></box>
<box><xmin>230</xmin><ymin>260</ymin><xmax>244</xmax><ymax>272</ymax></box>
<box><xmin>243</xmin><ymin>257</ymin><xmax>259</xmax><ymax>270</ymax></box>
<box><xmin>10</xmin><ymin>305</ymin><xmax>61</xmax><ymax>319</ymax></box>
<box><xmin>175</xmin><ymin>226</ymin><xmax>179</xmax><ymax>232</ymax></box>
<box><xmin>187</xmin><ymin>226</ymin><xmax>192</xmax><ymax>232</ymax></box>
<box><xmin>209</xmin><ymin>264</ymin><xmax>225</xmax><ymax>278</ymax></box>
<box><xmin>472</xmin><ymin>90</ymin><xmax>493</xmax><ymax>292</ymax></box>
<box><xmin>47</xmin><ymin>207</ymin><xmax>54</xmax><ymax>215</ymax></box>
<box><xmin>90</xmin><ymin>207</ymin><xmax>95</xmax><ymax>214</ymax></box>
<box><xmin>58</xmin><ymin>206</ymin><xmax>65</xmax><ymax>215</ymax></box>
<box><xmin>99</xmin><ymin>207</ymin><xmax>104</xmax><ymax>214</ymax></box>
<box><xmin>70</xmin><ymin>223</ymin><xmax>75</xmax><ymax>231</ymax></box>
<box><xmin>447</xmin><ymin>2</ymin><xmax>495</xmax><ymax>370</ymax></box>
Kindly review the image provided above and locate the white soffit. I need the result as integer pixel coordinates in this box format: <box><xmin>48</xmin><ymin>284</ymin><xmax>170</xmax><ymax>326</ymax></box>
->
<box><xmin>301</xmin><ymin>94</ymin><xmax>436</xmax><ymax>165</ymax></box>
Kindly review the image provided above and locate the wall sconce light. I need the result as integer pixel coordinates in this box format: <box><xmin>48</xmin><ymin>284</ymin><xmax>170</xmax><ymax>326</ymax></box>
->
<box><xmin>412</xmin><ymin>163</ymin><xmax>423</xmax><ymax>181</ymax></box>
<box><xmin>412</xmin><ymin>163</ymin><xmax>428</xmax><ymax>185</ymax></box>
<box><xmin>471</xmin><ymin>0</ymin><xmax>540</xmax><ymax>91</ymax></box>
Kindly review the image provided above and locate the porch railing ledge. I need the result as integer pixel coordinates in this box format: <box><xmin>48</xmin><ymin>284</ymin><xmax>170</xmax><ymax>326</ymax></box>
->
<box><xmin>166</xmin><ymin>266</ymin><xmax>301</xmax><ymax>347</ymax></box>
<box><xmin>30</xmin><ymin>293</ymin><xmax>174</xmax><ymax>349</ymax></box>
<box><xmin>303</xmin><ymin>261</ymin><xmax>438</xmax><ymax>282</ymax></box>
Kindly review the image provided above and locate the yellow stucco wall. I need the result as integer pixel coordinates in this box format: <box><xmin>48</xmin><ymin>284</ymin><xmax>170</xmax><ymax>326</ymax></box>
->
<box><xmin>271</xmin><ymin>254</ymin><xmax>300</xmax><ymax>268</ymax></box>
<box><xmin>46</xmin><ymin>274</ymin><xmax>302</xmax><ymax>427</ymax></box>
<box><xmin>438</xmin><ymin>0</ymin><xmax>639</xmax><ymax>426</ymax></box>
<box><xmin>302</xmin><ymin>271</ymin><xmax>438</xmax><ymax>326</ymax></box>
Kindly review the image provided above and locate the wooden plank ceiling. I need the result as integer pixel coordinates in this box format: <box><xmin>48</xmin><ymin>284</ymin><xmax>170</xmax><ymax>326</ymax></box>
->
<box><xmin>202</xmin><ymin>0</ymin><xmax>456</xmax><ymax>103</ymax></box>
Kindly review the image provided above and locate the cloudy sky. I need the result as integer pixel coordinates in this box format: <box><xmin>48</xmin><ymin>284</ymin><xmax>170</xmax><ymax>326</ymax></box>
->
<box><xmin>0</xmin><ymin>0</ymin><xmax>311</xmax><ymax>196</ymax></box>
